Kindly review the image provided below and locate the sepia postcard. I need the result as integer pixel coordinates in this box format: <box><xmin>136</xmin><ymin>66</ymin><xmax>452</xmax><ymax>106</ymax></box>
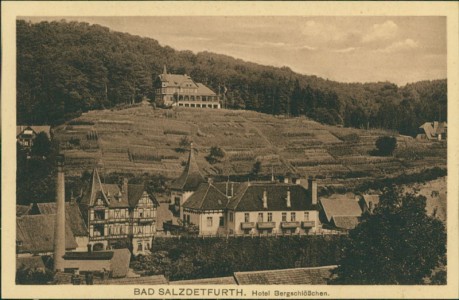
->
<box><xmin>2</xmin><ymin>1</ymin><xmax>458</xmax><ymax>299</ymax></box>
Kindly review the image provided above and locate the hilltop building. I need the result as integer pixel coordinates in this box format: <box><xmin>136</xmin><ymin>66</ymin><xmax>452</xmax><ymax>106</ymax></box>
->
<box><xmin>416</xmin><ymin>121</ymin><xmax>447</xmax><ymax>141</ymax></box>
<box><xmin>16</xmin><ymin>125</ymin><xmax>51</xmax><ymax>148</ymax></box>
<box><xmin>154</xmin><ymin>65</ymin><xmax>221</xmax><ymax>109</ymax></box>
<box><xmin>79</xmin><ymin>169</ymin><xmax>159</xmax><ymax>255</ymax></box>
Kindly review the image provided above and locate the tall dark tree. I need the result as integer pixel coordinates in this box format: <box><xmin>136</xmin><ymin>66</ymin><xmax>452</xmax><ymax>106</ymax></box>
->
<box><xmin>31</xmin><ymin>132</ymin><xmax>51</xmax><ymax>157</ymax></box>
<box><xmin>331</xmin><ymin>187</ymin><xmax>446</xmax><ymax>284</ymax></box>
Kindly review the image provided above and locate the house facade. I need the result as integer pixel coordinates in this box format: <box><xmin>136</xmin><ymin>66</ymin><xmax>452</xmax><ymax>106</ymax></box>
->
<box><xmin>79</xmin><ymin>169</ymin><xmax>159</xmax><ymax>255</ymax></box>
<box><xmin>16</xmin><ymin>125</ymin><xmax>51</xmax><ymax>148</ymax></box>
<box><xmin>154</xmin><ymin>65</ymin><xmax>221</xmax><ymax>109</ymax></box>
<box><xmin>416</xmin><ymin>121</ymin><xmax>447</xmax><ymax>141</ymax></box>
<box><xmin>181</xmin><ymin>179</ymin><xmax>321</xmax><ymax>236</ymax></box>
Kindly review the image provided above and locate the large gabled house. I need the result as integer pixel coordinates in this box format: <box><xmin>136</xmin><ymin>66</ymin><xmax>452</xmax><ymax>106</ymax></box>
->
<box><xmin>181</xmin><ymin>178</ymin><xmax>321</xmax><ymax>236</ymax></box>
<box><xmin>79</xmin><ymin>168</ymin><xmax>159</xmax><ymax>255</ymax></box>
<box><xmin>154</xmin><ymin>65</ymin><xmax>221</xmax><ymax>109</ymax></box>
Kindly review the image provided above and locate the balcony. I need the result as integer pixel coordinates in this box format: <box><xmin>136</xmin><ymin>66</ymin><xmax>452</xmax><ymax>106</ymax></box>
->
<box><xmin>281</xmin><ymin>221</ymin><xmax>301</xmax><ymax>229</ymax></box>
<box><xmin>257</xmin><ymin>222</ymin><xmax>276</xmax><ymax>229</ymax></box>
<box><xmin>106</xmin><ymin>218</ymin><xmax>129</xmax><ymax>223</ymax></box>
<box><xmin>302</xmin><ymin>221</ymin><xmax>316</xmax><ymax>228</ymax></box>
<box><xmin>89</xmin><ymin>235</ymin><xmax>106</xmax><ymax>241</ymax></box>
<box><xmin>106</xmin><ymin>234</ymin><xmax>128</xmax><ymax>240</ymax></box>
<box><xmin>135</xmin><ymin>217</ymin><xmax>155</xmax><ymax>224</ymax></box>
<box><xmin>92</xmin><ymin>218</ymin><xmax>106</xmax><ymax>224</ymax></box>
<box><xmin>240</xmin><ymin>222</ymin><xmax>255</xmax><ymax>230</ymax></box>
<box><xmin>132</xmin><ymin>232</ymin><xmax>155</xmax><ymax>238</ymax></box>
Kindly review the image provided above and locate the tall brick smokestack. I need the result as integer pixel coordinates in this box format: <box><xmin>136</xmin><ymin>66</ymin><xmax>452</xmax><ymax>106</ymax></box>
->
<box><xmin>54</xmin><ymin>155</ymin><xmax>66</xmax><ymax>271</ymax></box>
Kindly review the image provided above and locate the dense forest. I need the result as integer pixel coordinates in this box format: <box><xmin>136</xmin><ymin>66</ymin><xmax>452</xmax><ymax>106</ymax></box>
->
<box><xmin>17</xmin><ymin>20</ymin><xmax>447</xmax><ymax>136</ymax></box>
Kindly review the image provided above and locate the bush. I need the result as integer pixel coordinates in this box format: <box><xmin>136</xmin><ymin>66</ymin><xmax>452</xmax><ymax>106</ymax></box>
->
<box><xmin>374</xmin><ymin>136</ymin><xmax>397</xmax><ymax>156</ymax></box>
<box><xmin>206</xmin><ymin>146</ymin><xmax>225</xmax><ymax>164</ymax></box>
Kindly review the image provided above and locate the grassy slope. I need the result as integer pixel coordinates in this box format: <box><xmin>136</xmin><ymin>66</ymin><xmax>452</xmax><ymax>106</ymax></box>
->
<box><xmin>54</xmin><ymin>104</ymin><xmax>446</xmax><ymax>189</ymax></box>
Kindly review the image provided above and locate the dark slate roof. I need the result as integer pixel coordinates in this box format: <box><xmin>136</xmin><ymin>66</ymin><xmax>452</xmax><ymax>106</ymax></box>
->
<box><xmin>182</xmin><ymin>183</ymin><xmax>230</xmax><ymax>210</ymax></box>
<box><xmin>320</xmin><ymin>195</ymin><xmax>362</xmax><ymax>223</ymax></box>
<box><xmin>128</xmin><ymin>184</ymin><xmax>147</xmax><ymax>207</ymax></box>
<box><xmin>170</xmin><ymin>146</ymin><xmax>205</xmax><ymax>191</ymax></box>
<box><xmin>170</xmin><ymin>276</ymin><xmax>237</xmax><ymax>285</ymax></box>
<box><xmin>110</xmin><ymin>249</ymin><xmax>131</xmax><ymax>278</ymax></box>
<box><xmin>35</xmin><ymin>202</ymin><xmax>88</xmax><ymax>236</ymax></box>
<box><xmin>16</xmin><ymin>204</ymin><xmax>32</xmax><ymax>217</ymax></box>
<box><xmin>94</xmin><ymin>275</ymin><xmax>168</xmax><ymax>285</ymax></box>
<box><xmin>16</xmin><ymin>215</ymin><xmax>78</xmax><ymax>254</ymax></box>
<box><xmin>16</xmin><ymin>256</ymin><xmax>46</xmax><ymax>270</ymax></box>
<box><xmin>234</xmin><ymin>266</ymin><xmax>336</xmax><ymax>285</ymax></box>
<box><xmin>227</xmin><ymin>182</ymin><xmax>315</xmax><ymax>212</ymax></box>
<box><xmin>332</xmin><ymin>216</ymin><xmax>360</xmax><ymax>230</ymax></box>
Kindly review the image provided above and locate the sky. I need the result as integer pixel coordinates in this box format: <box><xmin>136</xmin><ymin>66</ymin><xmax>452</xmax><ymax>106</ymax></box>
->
<box><xmin>23</xmin><ymin>16</ymin><xmax>446</xmax><ymax>85</ymax></box>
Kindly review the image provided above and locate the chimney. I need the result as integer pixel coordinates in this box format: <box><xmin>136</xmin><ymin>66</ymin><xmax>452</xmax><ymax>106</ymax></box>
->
<box><xmin>262</xmin><ymin>190</ymin><xmax>268</xmax><ymax>209</ymax></box>
<box><xmin>308</xmin><ymin>177</ymin><xmax>317</xmax><ymax>205</ymax></box>
<box><xmin>123</xmin><ymin>178</ymin><xmax>128</xmax><ymax>193</ymax></box>
<box><xmin>54</xmin><ymin>155</ymin><xmax>66</xmax><ymax>272</ymax></box>
<box><xmin>286</xmin><ymin>188</ymin><xmax>291</xmax><ymax>208</ymax></box>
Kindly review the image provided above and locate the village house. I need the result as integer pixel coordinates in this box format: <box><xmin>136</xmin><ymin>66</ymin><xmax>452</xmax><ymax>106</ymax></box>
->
<box><xmin>79</xmin><ymin>168</ymin><xmax>159</xmax><ymax>255</ymax></box>
<box><xmin>154</xmin><ymin>65</ymin><xmax>221</xmax><ymax>109</ymax></box>
<box><xmin>16</xmin><ymin>125</ymin><xmax>52</xmax><ymax>148</ymax></box>
<box><xmin>416</xmin><ymin>121</ymin><xmax>447</xmax><ymax>141</ymax></box>
<box><xmin>319</xmin><ymin>194</ymin><xmax>363</xmax><ymax>231</ymax></box>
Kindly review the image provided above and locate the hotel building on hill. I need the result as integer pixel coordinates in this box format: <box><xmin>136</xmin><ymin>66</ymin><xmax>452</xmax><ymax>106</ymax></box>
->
<box><xmin>154</xmin><ymin>65</ymin><xmax>221</xmax><ymax>109</ymax></box>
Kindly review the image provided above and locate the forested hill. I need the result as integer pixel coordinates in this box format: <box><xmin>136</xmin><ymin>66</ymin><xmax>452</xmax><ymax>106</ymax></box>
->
<box><xmin>17</xmin><ymin>20</ymin><xmax>447</xmax><ymax>136</ymax></box>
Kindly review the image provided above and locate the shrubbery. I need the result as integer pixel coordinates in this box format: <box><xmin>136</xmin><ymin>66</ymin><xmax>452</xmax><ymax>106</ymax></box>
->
<box><xmin>131</xmin><ymin>235</ymin><xmax>346</xmax><ymax>281</ymax></box>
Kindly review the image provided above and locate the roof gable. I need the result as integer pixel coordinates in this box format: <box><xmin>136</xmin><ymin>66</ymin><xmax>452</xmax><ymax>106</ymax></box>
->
<box><xmin>183</xmin><ymin>183</ymin><xmax>229</xmax><ymax>210</ymax></box>
<box><xmin>332</xmin><ymin>216</ymin><xmax>360</xmax><ymax>230</ymax></box>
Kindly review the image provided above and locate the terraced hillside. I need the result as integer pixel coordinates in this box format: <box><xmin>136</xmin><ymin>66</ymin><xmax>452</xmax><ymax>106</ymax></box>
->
<box><xmin>54</xmin><ymin>103</ymin><xmax>446</xmax><ymax>188</ymax></box>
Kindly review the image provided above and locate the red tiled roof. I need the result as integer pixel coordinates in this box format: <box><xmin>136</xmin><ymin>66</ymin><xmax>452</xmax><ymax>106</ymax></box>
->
<box><xmin>320</xmin><ymin>195</ymin><xmax>362</xmax><ymax>223</ymax></box>
<box><xmin>16</xmin><ymin>214</ymin><xmax>78</xmax><ymax>254</ymax></box>
<box><xmin>170</xmin><ymin>276</ymin><xmax>236</xmax><ymax>285</ymax></box>
<box><xmin>331</xmin><ymin>216</ymin><xmax>360</xmax><ymax>230</ymax></box>
<box><xmin>234</xmin><ymin>266</ymin><xmax>336</xmax><ymax>285</ymax></box>
<box><xmin>35</xmin><ymin>202</ymin><xmax>88</xmax><ymax>236</ymax></box>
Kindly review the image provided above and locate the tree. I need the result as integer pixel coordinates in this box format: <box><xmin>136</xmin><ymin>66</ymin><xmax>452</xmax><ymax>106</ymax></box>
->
<box><xmin>205</xmin><ymin>146</ymin><xmax>225</xmax><ymax>164</ymax></box>
<box><xmin>374</xmin><ymin>136</ymin><xmax>397</xmax><ymax>156</ymax></box>
<box><xmin>331</xmin><ymin>187</ymin><xmax>446</xmax><ymax>284</ymax></box>
<box><xmin>251</xmin><ymin>161</ymin><xmax>261</xmax><ymax>177</ymax></box>
<box><xmin>176</xmin><ymin>136</ymin><xmax>190</xmax><ymax>153</ymax></box>
<box><xmin>31</xmin><ymin>132</ymin><xmax>52</xmax><ymax>157</ymax></box>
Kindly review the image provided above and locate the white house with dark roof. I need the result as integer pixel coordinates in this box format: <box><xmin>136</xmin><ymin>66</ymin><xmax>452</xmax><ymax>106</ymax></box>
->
<box><xmin>181</xmin><ymin>178</ymin><xmax>321</xmax><ymax>236</ymax></box>
<box><xmin>154</xmin><ymin>65</ymin><xmax>221</xmax><ymax>108</ymax></box>
<box><xmin>79</xmin><ymin>168</ymin><xmax>159</xmax><ymax>255</ymax></box>
<box><xmin>416</xmin><ymin>121</ymin><xmax>447</xmax><ymax>141</ymax></box>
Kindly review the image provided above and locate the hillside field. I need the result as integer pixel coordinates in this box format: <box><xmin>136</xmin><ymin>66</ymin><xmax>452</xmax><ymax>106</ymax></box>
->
<box><xmin>54</xmin><ymin>103</ymin><xmax>446</xmax><ymax>189</ymax></box>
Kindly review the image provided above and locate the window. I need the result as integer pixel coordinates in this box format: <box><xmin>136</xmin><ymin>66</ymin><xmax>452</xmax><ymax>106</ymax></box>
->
<box><xmin>304</xmin><ymin>212</ymin><xmax>309</xmax><ymax>221</ymax></box>
<box><xmin>258</xmin><ymin>213</ymin><xmax>264</xmax><ymax>222</ymax></box>
<box><xmin>291</xmin><ymin>212</ymin><xmax>296</xmax><ymax>222</ymax></box>
<box><xmin>174</xmin><ymin>197</ymin><xmax>181</xmax><ymax>206</ymax></box>
<box><xmin>115</xmin><ymin>210</ymin><xmax>120</xmax><ymax>218</ymax></box>
<box><xmin>244</xmin><ymin>213</ymin><xmax>250</xmax><ymax>223</ymax></box>
<box><xmin>139</xmin><ymin>209</ymin><xmax>144</xmax><ymax>218</ymax></box>
<box><xmin>282</xmin><ymin>212</ymin><xmax>287</xmax><ymax>222</ymax></box>
<box><xmin>137</xmin><ymin>242</ymin><xmax>142</xmax><ymax>251</ymax></box>
<box><xmin>229</xmin><ymin>212</ymin><xmax>234</xmax><ymax>222</ymax></box>
<box><xmin>207</xmin><ymin>217</ymin><xmax>213</xmax><ymax>227</ymax></box>
<box><xmin>219</xmin><ymin>216</ymin><xmax>224</xmax><ymax>227</ymax></box>
<box><xmin>267</xmin><ymin>213</ymin><xmax>273</xmax><ymax>222</ymax></box>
